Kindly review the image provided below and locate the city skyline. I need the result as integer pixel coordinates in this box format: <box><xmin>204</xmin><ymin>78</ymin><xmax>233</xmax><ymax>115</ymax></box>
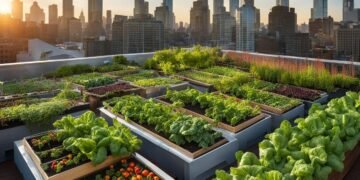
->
<box><xmin>1</xmin><ymin>0</ymin><xmax>356</xmax><ymax>24</ymax></box>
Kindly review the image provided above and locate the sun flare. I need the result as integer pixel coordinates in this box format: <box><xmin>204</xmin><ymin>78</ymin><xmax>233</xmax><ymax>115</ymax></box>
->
<box><xmin>0</xmin><ymin>4</ymin><xmax>11</xmax><ymax>14</ymax></box>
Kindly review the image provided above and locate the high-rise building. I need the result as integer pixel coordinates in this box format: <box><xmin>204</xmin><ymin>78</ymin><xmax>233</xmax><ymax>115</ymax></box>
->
<box><xmin>134</xmin><ymin>0</ymin><xmax>149</xmax><ymax>16</ymax></box>
<box><xmin>69</xmin><ymin>18</ymin><xmax>82</xmax><ymax>41</ymax></box>
<box><xmin>155</xmin><ymin>4</ymin><xmax>172</xmax><ymax>30</ymax></box>
<box><xmin>163</xmin><ymin>0</ymin><xmax>175</xmax><ymax>30</ymax></box>
<box><xmin>309</xmin><ymin>16</ymin><xmax>334</xmax><ymax>38</ymax></box>
<box><xmin>106</xmin><ymin>10</ymin><xmax>112</xmax><ymax>39</ymax></box>
<box><xmin>229</xmin><ymin>0</ymin><xmax>240</xmax><ymax>18</ymax></box>
<box><xmin>343</xmin><ymin>0</ymin><xmax>360</xmax><ymax>22</ymax></box>
<box><xmin>63</xmin><ymin>0</ymin><xmax>74</xmax><ymax>19</ymax></box>
<box><xmin>79</xmin><ymin>10</ymin><xmax>86</xmax><ymax>30</ymax></box>
<box><xmin>190</xmin><ymin>0</ymin><xmax>210</xmax><ymax>44</ymax></box>
<box><xmin>236</xmin><ymin>0</ymin><xmax>256</xmax><ymax>51</ymax></box>
<box><xmin>85</xmin><ymin>0</ymin><xmax>105</xmax><ymax>38</ymax></box>
<box><xmin>11</xmin><ymin>0</ymin><xmax>23</xmax><ymax>21</ymax></box>
<box><xmin>336</xmin><ymin>25</ymin><xmax>360</xmax><ymax>61</ymax></box>
<box><xmin>214</xmin><ymin>0</ymin><xmax>225</xmax><ymax>15</ymax></box>
<box><xmin>286</xmin><ymin>33</ymin><xmax>311</xmax><ymax>57</ymax></box>
<box><xmin>27</xmin><ymin>1</ymin><xmax>45</xmax><ymax>24</ymax></box>
<box><xmin>48</xmin><ymin>4</ymin><xmax>58</xmax><ymax>25</ymax></box>
<box><xmin>276</xmin><ymin>0</ymin><xmax>289</xmax><ymax>7</ymax></box>
<box><xmin>83</xmin><ymin>37</ymin><xmax>111</xmax><ymax>57</ymax></box>
<box><xmin>268</xmin><ymin>6</ymin><xmax>297</xmax><ymax>41</ymax></box>
<box><xmin>312</xmin><ymin>0</ymin><xmax>328</xmax><ymax>19</ymax></box>
<box><xmin>111</xmin><ymin>15</ymin><xmax>128</xmax><ymax>54</ymax></box>
<box><xmin>213</xmin><ymin>12</ymin><xmax>236</xmax><ymax>49</ymax></box>
<box><xmin>123</xmin><ymin>16</ymin><xmax>164</xmax><ymax>53</ymax></box>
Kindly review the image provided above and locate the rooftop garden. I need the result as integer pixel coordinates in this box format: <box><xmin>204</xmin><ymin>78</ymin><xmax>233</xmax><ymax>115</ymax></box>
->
<box><xmin>2</xmin><ymin>47</ymin><xmax>360</xmax><ymax>180</ymax></box>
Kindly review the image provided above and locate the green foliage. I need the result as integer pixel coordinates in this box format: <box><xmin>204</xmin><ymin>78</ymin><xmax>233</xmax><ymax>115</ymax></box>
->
<box><xmin>202</xmin><ymin>66</ymin><xmax>250</xmax><ymax>78</ymax></box>
<box><xmin>66</xmin><ymin>73</ymin><xmax>116</xmax><ymax>89</ymax></box>
<box><xmin>112</xmin><ymin>55</ymin><xmax>129</xmax><ymax>65</ymax></box>
<box><xmin>121</xmin><ymin>70</ymin><xmax>157</xmax><ymax>82</ymax></box>
<box><xmin>224</xmin><ymin>86</ymin><xmax>301</xmax><ymax>112</ymax></box>
<box><xmin>250</xmin><ymin>65</ymin><xmax>360</xmax><ymax>92</ymax></box>
<box><xmin>54</xmin><ymin>111</ymin><xmax>142</xmax><ymax>165</ymax></box>
<box><xmin>55</xmin><ymin>83</ymin><xmax>81</xmax><ymax>100</ymax></box>
<box><xmin>145</xmin><ymin>46</ymin><xmax>222</xmax><ymax>75</ymax></box>
<box><xmin>133</xmin><ymin>77</ymin><xmax>182</xmax><ymax>87</ymax></box>
<box><xmin>216</xmin><ymin>92</ymin><xmax>360</xmax><ymax>180</ymax></box>
<box><xmin>2</xmin><ymin>78</ymin><xmax>64</xmax><ymax>96</ymax></box>
<box><xmin>110</xmin><ymin>95</ymin><xmax>221</xmax><ymax>148</ymax></box>
<box><xmin>165</xmin><ymin>89</ymin><xmax>261</xmax><ymax>126</ymax></box>
<box><xmin>46</xmin><ymin>64</ymin><xmax>94</xmax><ymax>78</ymax></box>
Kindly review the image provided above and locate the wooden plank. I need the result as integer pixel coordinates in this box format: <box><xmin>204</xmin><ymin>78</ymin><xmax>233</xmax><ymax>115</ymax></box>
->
<box><xmin>22</xmin><ymin>131</ymin><xmax>129</xmax><ymax>180</ymax></box>
<box><xmin>329</xmin><ymin>143</ymin><xmax>360</xmax><ymax>180</ymax></box>
<box><xmin>107</xmin><ymin>107</ymin><xmax>228</xmax><ymax>159</ymax></box>
<box><xmin>155</xmin><ymin>96</ymin><xmax>267</xmax><ymax>133</ymax></box>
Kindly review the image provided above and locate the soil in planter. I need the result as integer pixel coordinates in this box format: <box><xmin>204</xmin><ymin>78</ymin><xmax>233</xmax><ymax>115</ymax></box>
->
<box><xmin>43</xmin><ymin>157</ymin><xmax>90</xmax><ymax>177</ymax></box>
<box><xmin>87</xmin><ymin>83</ymin><xmax>136</xmax><ymax>96</ymax></box>
<box><xmin>271</xmin><ymin>85</ymin><xmax>321</xmax><ymax>102</ymax></box>
<box><xmin>0</xmin><ymin>119</ymin><xmax>25</xmax><ymax>130</ymax></box>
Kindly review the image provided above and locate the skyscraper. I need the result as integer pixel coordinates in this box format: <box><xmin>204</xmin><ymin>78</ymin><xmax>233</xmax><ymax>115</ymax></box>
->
<box><xmin>268</xmin><ymin>6</ymin><xmax>297</xmax><ymax>41</ymax></box>
<box><xmin>86</xmin><ymin>0</ymin><xmax>105</xmax><ymax>38</ymax></box>
<box><xmin>336</xmin><ymin>26</ymin><xmax>360</xmax><ymax>61</ymax></box>
<box><xmin>63</xmin><ymin>0</ymin><xmax>74</xmax><ymax>19</ymax></box>
<box><xmin>112</xmin><ymin>15</ymin><xmax>128</xmax><ymax>54</ymax></box>
<box><xmin>312</xmin><ymin>0</ymin><xmax>328</xmax><ymax>19</ymax></box>
<box><xmin>276</xmin><ymin>0</ymin><xmax>289</xmax><ymax>7</ymax></box>
<box><xmin>49</xmin><ymin>4</ymin><xmax>58</xmax><ymax>25</ymax></box>
<box><xmin>27</xmin><ymin>1</ymin><xmax>45</xmax><ymax>24</ymax></box>
<box><xmin>229</xmin><ymin>0</ymin><xmax>240</xmax><ymax>18</ymax></box>
<box><xmin>79</xmin><ymin>10</ymin><xmax>86</xmax><ymax>30</ymax></box>
<box><xmin>163</xmin><ymin>0</ymin><xmax>175</xmax><ymax>30</ymax></box>
<box><xmin>106</xmin><ymin>10</ymin><xmax>112</xmax><ymax>39</ymax></box>
<box><xmin>190</xmin><ymin>0</ymin><xmax>210</xmax><ymax>44</ymax></box>
<box><xmin>343</xmin><ymin>0</ymin><xmax>360</xmax><ymax>22</ymax></box>
<box><xmin>11</xmin><ymin>0</ymin><xmax>23</xmax><ymax>21</ymax></box>
<box><xmin>134</xmin><ymin>0</ymin><xmax>149</xmax><ymax>16</ymax></box>
<box><xmin>214</xmin><ymin>0</ymin><xmax>225</xmax><ymax>15</ymax></box>
<box><xmin>213</xmin><ymin>12</ymin><xmax>236</xmax><ymax>49</ymax></box>
<box><xmin>236</xmin><ymin>0</ymin><xmax>256</xmax><ymax>51</ymax></box>
<box><xmin>155</xmin><ymin>4</ymin><xmax>172</xmax><ymax>30</ymax></box>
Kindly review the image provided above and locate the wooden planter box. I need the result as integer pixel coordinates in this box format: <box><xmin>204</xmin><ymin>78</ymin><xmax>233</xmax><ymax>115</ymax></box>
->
<box><xmin>104</xmin><ymin>107</ymin><xmax>227</xmax><ymax>159</ymax></box>
<box><xmin>0</xmin><ymin>103</ymin><xmax>89</xmax><ymax>163</ymax></box>
<box><xmin>329</xmin><ymin>143</ymin><xmax>360</xmax><ymax>180</ymax></box>
<box><xmin>100</xmin><ymin>107</ymin><xmax>239</xmax><ymax>180</ymax></box>
<box><xmin>84</xmin><ymin>83</ymin><xmax>143</xmax><ymax>109</ymax></box>
<box><xmin>22</xmin><ymin>132</ymin><xmax>130</xmax><ymax>180</ymax></box>
<box><xmin>156</xmin><ymin>95</ymin><xmax>267</xmax><ymax>134</ymax></box>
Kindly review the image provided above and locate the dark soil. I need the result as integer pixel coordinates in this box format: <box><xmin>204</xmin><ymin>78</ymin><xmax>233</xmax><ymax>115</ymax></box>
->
<box><xmin>87</xmin><ymin>83</ymin><xmax>135</xmax><ymax>95</ymax></box>
<box><xmin>0</xmin><ymin>120</ymin><xmax>24</xmax><ymax>130</ymax></box>
<box><xmin>272</xmin><ymin>85</ymin><xmax>321</xmax><ymax>101</ymax></box>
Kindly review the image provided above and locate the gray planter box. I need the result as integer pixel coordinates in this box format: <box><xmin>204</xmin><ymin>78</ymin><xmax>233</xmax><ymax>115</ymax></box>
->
<box><xmin>217</xmin><ymin>115</ymin><xmax>272</xmax><ymax>151</ymax></box>
<box><xmin>134</xmin><ymin>82</ymin><xmax>190</xmax><ymax>98</ymax></box>
<box><xmin>13</xmin><ymin>140</ymin><xmax>174</xmax><ymax>180</ymax></box>
<box><xmin>0</xmin><ymin>109</ymin><xmax>88</xmax><ymax>163</ymax></box>
<box><xmin>303</xmin><ymin>93</ymin><xmax>329</xmax><ymax>114</ymax></box>
<box><xmin>328</xmin><ymin>88</ymin><xmax>347</xmax><ymax>101</ymax></box>
<box><xmin>263</xmin><ymin>104</ymin><xmax>305</xmax><ymax>130</ymax></box>
<box><xmin>100</xmin><ymin>108</ymin><xmax>239</xmax><ymax>180</ymax></box>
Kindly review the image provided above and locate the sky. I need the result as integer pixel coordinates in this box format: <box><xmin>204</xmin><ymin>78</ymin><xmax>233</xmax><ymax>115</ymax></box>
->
<box><xmin>1</xmin><ymin>0</ymin><xmax>358</xmax><ymax>24</ymax></box>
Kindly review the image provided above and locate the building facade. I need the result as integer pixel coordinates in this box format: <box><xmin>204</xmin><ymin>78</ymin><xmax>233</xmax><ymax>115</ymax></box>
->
<box><xmin>11</xmin><ymin>0</ymin><xmax>23</xmax><ymax>21</ymax></box>
<box><xmin>336</xmin><ymin>26</ymin><xmax>360</xmax><ymax>61</ymax></box>
<box><xmin>229</xmin><ymin>0</ymin><xmax>240</xmax><ymax>18</ymax></box>
<box><xmin>106</xmin><ymin>10</ymin><xmax>112</xmax><ymax>39</ymax></box>
<box><xmin>48</xmin><ymin>4</ymin><xmax>58</xmax><ymax>25</ymax></box>
<box><xmin>236</xmin><ymin>0</ymin><xmax>256</xmax><ymax>51</ymax></box>
<box><xmin>268</xmin><ymin>6</ymin><xmax>297</xmax><ymax>41</ymax></box>
<box><xmin>63</xmin><ymin>0</ymin><xmax>74</xmax><ymax>19</ymax></box>
<box><xmin>213</xmin><ymin>12</ymin><xmax>236</xmax><ymax>49</ymax></box>
<box><xmin>86</xmin><ymin>0</ymin><xmax>105</xmax><ymax>38</ymax></box>
<box><xmin>111</xmin><ymin>15</ymin><xmax>128</xmax><ymax>54</ymax></box>
<box><xmin>286</xmin><ymin>33</ymin><xmax>311</xmax><ymax>57</ymax></box>
<box><xmin>190</xmin><ymin>0</ymin><xmax>210</xmax><ymax>44</ymax></box>
<box><xmin>343</xmin><ymin>0</ymin><xmax>360</xmax><ymax>22</ymax></box>
<box><xmin>312</xmin><ymin>0</ymin><xmax>328</xmax><ymax>20</ymax></box>
<box><xmin>26</xmin><ymin>1</ymin><xmax>45</xmax><ymax>24</ymax></box>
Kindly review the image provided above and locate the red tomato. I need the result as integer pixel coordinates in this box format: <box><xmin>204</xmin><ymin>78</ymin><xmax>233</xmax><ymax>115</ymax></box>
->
<box><xmin>148</xmin><ymin>172</ymin><xmax>155</xmax><ymax>177</ymax></box>
<box><xmin>134</xmin><ymin>166</ymin><xmax>141</xmax><ymax>174</ymax></box>
<box><xmin>127</xmin><ymin>167</ymin><xmax>134</xmax><ymax>173</ymax></box>
<box><xmin>129</xmin><ymin>162</ymin><xmax>136</xmax><ymax>168</ymax></box>
<box><xmin>141</xmin><ymin>170</ymin><xmax>149</xmax><ymax>177</ymax></box>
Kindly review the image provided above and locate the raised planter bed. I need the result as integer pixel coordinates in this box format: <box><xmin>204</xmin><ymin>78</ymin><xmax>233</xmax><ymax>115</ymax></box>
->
<box><xmin>264</xmin><ymin>104</ymin><xmax>305</xmax><ymax>130</ymax></box>
<box><xmin>100</xmin><ymin>107</ymin><xmax>239</xmax><ymax>180</ymax></box>
<box><xmin>175</xmin><ymin>74</ymin><xmax>216</xmax><ymax>92</ymax></box>
<box><xmin>328</xmin><ymin>88</ymin><xmax>347</xmax><ymax>101</ymax></box>
<box><xmin>156</xmin><ymin>95</ymin><xmax>267</xmax><ymax>134</ymax></box>
<box><xmin>83</xmin><ymin>82</ymin><xmax>143</xmax><ymax>109</ymax></box>
<box><xmin>216</xmin><ymin>115</ymin><xmax>272</xmax><ymax>150</ymax></box>
<box><xmin>0</xmin><ymin>103</ymin><xmax>89</xmax><ymax>163</ymax></box>
<box><xmin>22</xmin><ymin>131</ymin><xmax>130</xmax><ymax>180</ymax></box>
<box><xmin>329</xmin><ymin>143</ymin><xmax>360</xmax><ymax>180</ymax></box>
<box><xmin>302</xmin><ymin>93</ymin><xmax>329</xmax><ymax>114</ymax></box>
<box><xmin>14</xmin><ymin>140</ymin><xmax>173</xmax><ymax>180</ymax></box>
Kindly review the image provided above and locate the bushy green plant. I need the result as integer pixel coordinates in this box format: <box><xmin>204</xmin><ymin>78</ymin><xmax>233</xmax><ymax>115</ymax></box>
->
<box><xmin>145</xmin><ymin>46</ymin><xmax>222</xmax><ymax>75</ymax></box>
<box><xmin>112</xmin><ymin>55</ymin><xmax>129</xmax><ymax>65</ymax></box>
<box><xmin>133</xmin><ymin>77</ymin><xmax>182</xmax><ymax>87</ymax></box>
<box><xmin>2</xmin><ymin>79</ymin><xmax>64</xmax><ymax>96</ymax></box>
<box><xmin>46</xmin><ymin>64</ymin><xmax>94</xmax><ymax>78</ymax></box>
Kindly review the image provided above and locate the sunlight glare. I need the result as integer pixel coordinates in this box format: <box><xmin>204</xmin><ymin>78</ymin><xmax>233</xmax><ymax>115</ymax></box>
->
<box><xmin>0</xmin><ymin>4</ymin><xmax>11</xmax><ymax>14</ymax></box>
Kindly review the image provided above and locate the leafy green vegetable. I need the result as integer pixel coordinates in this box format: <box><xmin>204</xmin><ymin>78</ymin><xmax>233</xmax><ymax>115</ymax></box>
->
<box><xmin>65</xmin><ymin>73</ymin><xmax>116</xmax><ymax>89</ymax></box>
<box><xmin>1</xmin><ymin>78</ymin><xmax>64</xmax><ymax>96</ymax></box>
<box><xmin>133</xmin><ymin>77</ymin><xmax>182</xmax><ymax>87</ymax></box>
